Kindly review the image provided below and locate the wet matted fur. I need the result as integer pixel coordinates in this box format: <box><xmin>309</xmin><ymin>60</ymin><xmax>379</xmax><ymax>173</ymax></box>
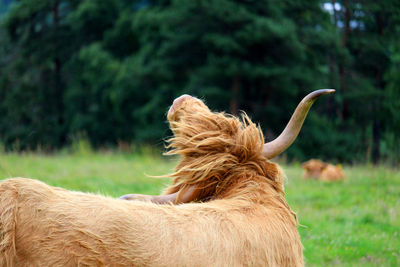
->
<box><xmin>0</xmin><ymin>96</ymin><xmax>303</xmax><ymax>266</ymax></box>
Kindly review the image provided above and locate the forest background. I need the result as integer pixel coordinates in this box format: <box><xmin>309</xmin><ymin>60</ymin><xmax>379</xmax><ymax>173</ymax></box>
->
<box><xmin>0</xmin><ymin>0</ymin><xmax>399</xmax><ymax>165</ymax></box>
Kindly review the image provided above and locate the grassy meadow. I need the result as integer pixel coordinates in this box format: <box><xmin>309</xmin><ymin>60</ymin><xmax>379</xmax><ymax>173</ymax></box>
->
<box><xmin>0</xmin><ymin>151</ymin><xmax>399</xmax><ymax>267</ymax></box>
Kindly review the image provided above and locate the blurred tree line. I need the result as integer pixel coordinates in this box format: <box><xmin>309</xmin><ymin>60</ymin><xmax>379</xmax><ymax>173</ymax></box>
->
<box><xmin>0</xmin><ymin>0</ymin><xmax>399</xmax><ymax>164</ymax></box>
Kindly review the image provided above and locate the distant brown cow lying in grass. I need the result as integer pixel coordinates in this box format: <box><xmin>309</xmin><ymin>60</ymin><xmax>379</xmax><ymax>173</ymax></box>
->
<box><xmin>302</xmin><ymin>159</ymin><xmax>345</xmax><ymax>181</ymax></box>
<box><xmin>0</xmin><ymin>89</ymin><xmax>334</xmax><ymax>266</ymax></box>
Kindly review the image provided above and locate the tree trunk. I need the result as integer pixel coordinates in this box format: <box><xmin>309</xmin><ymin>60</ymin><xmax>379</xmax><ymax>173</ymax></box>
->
<box><xmin>372</xmin><ymin>12</ymin><xmax>385</xmax><ymax>164</ymax></box>
<box><xmin>52</xmin><ymin>1</ymin><xmax>66</xmax><ymax>146</ymax></box>
<box><xmin>230</xmin><ymin>76</ymin><xmax>240</xmax><ymax>115</ymax></box>
<box><xmin>339</xmin><ymin>0</ymin><xmax>351</xmax><ymax>120</ymax></box>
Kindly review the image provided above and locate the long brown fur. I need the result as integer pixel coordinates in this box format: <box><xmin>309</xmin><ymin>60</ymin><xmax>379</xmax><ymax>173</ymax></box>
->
<box><xmin>0</xmin><ymin>96</ymin><xmax>303</xmax><ymax>266</ymax></box>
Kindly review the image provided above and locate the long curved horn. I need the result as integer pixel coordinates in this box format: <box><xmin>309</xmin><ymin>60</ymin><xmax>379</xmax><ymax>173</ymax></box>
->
<box><xmin>262</xmin><ymin>89</ymin><xmax>335</xmax><ymax>159</ymax></box>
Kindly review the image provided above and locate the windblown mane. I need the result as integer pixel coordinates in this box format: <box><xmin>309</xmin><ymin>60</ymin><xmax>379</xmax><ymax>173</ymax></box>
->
<box><xmin>163</xmin><ymin>96</ymin><xmax>294</xmax><ymax>218</ymax></box>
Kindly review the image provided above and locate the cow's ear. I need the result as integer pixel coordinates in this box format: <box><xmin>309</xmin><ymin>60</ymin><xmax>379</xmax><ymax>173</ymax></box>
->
<box><xmin>175</xmin><ymin>186</ymin><xmax>201</xmax><ymax>204</ymax></box>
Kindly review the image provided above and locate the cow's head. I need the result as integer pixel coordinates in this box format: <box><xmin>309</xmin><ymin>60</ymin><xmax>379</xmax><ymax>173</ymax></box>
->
<box><xmin>160</xmin><ymin>90</ymin><xmax>335</xmax><ymax>204</ymax></box>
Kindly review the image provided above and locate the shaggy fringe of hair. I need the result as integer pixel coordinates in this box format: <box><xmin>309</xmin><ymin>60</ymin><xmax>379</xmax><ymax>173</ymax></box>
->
<box><xmin>161</xmin><ymin>99</ymin><xmax>296</xmax><ymax>220</ymax></box>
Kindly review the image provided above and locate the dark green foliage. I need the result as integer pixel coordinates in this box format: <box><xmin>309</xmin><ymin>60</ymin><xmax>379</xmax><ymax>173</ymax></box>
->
<box><xmin>0</xmin><ymin>0</ymin><xmax>399</xmax><ymax>164</ymax></box>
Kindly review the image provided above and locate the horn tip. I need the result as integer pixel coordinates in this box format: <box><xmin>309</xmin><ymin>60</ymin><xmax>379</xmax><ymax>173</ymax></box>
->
<box><xmin>323</xmin><ymin>89</ymin><xmax>336</xmax><ymax>93</ymax></box>
<box><xmin>306</xmin><ymin>89</ymin><xmax>336</xmax><ymax>101</ymax></box>
<box><xmin>317</xmin><ymin>89</ymin><xmax>336</xmax><ymax>94</ymax></box>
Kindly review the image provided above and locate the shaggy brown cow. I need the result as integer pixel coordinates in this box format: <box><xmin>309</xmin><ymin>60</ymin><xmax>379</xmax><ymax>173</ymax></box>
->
<box><xmin>302</xmin><ymin>159</ymin><xmax>345</xmax><ymax>181</ymax></box>
<box><xmin>0</xmin><ymin>89</ymin><xmax>334</xmax><ymax>267</ymax></box>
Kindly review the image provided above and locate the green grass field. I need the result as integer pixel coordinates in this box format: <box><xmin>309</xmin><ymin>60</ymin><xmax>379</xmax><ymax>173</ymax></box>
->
<box><xmin>0</xmin><ymin>152</ymin><xmax>399</xmax><ymax>266</ymax></box>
